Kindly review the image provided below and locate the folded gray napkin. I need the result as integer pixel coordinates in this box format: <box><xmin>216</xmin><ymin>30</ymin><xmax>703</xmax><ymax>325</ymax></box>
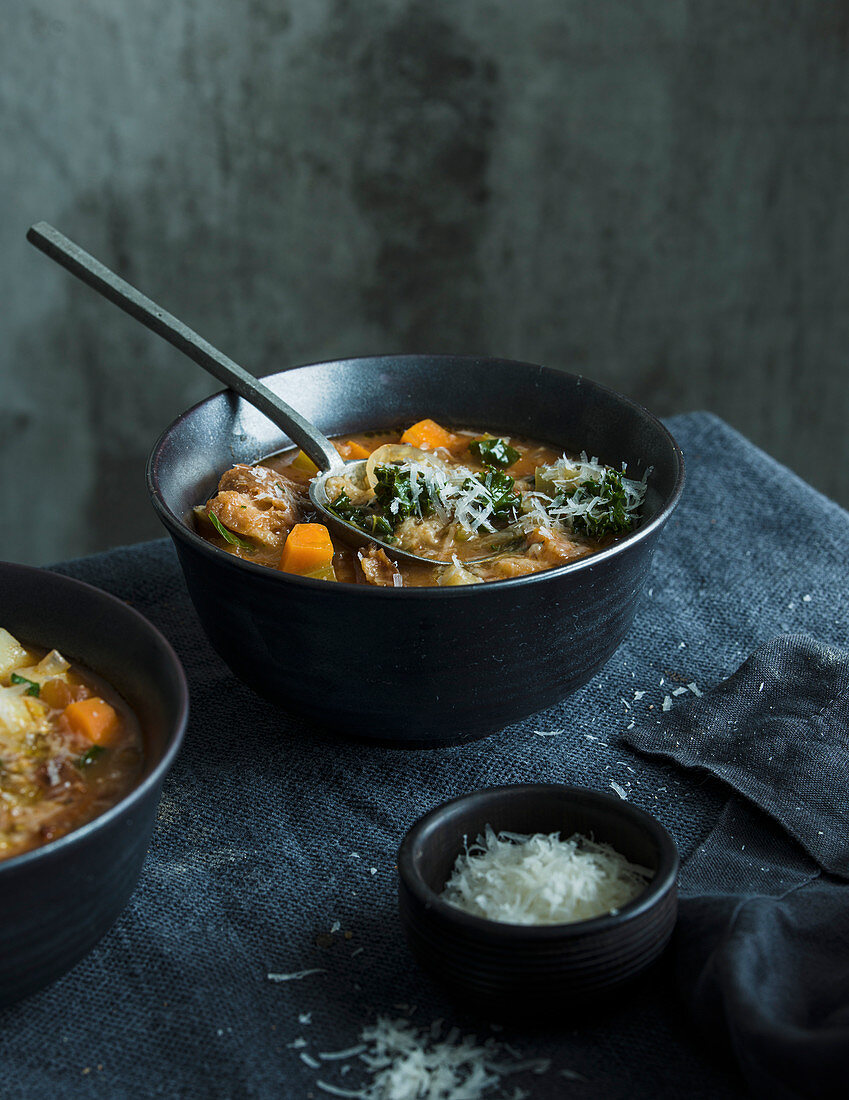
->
<box><xmin>624</xmin><ymin>635</ymin><xmax>849</xmax><ymax>1100</ymax></box>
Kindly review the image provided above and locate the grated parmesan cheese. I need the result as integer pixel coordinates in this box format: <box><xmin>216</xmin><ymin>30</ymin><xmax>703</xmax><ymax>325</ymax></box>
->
<box><xmin>441</xmin><ymin>827</ymin><xmax>652</xmax><ymax>925</ymax></box>
<box><xmin>312</xmin><ymin>1016</ymin><xmax>550</xmax><ymax>1100</ymax></box>
<box><xmin>371</xmin><ymin>448</ymin><xmax>648</xmax><ymax>543</ymax></box>
<box><xmin>532</xmin><ymin>453</ymin><xmax>649</xmax><ymax>534</ymax></box>
<box><xmin>382</xmin><ymin>459</ymin><xmax>502</xmax><ymax>535</ymax></box>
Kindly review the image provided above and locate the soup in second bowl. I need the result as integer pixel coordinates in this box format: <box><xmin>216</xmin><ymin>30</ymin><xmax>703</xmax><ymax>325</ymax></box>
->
<box><xmin>0</xmin><ymin>628</ymin><xmax>144</xmax><ymax>862</ymax></box>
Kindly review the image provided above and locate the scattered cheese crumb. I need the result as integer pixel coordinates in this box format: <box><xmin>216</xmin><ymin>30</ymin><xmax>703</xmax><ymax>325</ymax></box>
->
<box><xmin>311</xmin><ymin>1016</ymin><xmax>553</xmax><ymax>1100</ymax></box>
<box><xmin>662</xmin><ymin>695</ymin><xmax>672</xmax><ymax>712</ymax></box>
<box><xmin>267</xmin><ymin>968</ymin><xmax>326</xmax><ymax>982</ymax></box>
<box><xmin>317</xmin><ymin>1082</ymin><xmax>365</xmax><ymax>1097</ymax></box>
<box><xmin>299</xmin><ymin>1013</ymin><xmax>313</xmax><ymax>1026</ymax></box>
<box><xmin>319</xmin><ymin>1045</ymin><xmax>368</xmax><ymax>1061</ymax></box>
<box><xmin>301</xmin><ymin>1052</ymin><xmax>321</xmax><ymax>1069</ymax></box>
<box><xmin>609</xmin><ymin>781</ymin><xmax>628</xmax><ymax>800</ymax></box>
<box><xmin>672</xmin><ymin>687</ymin><xmax>688</xmax><ymax>696</ymax></box>
<box><xmin>687</xmin><ymin>682</ymin><xmax>703</xmax><ymax>697</ymax></box>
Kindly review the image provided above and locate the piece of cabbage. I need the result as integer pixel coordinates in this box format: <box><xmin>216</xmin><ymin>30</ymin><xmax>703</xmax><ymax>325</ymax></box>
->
<box><xmin>0</xmin><ymin>684</ymin><xmax>49</xmax><ymax>748</ymax></box>
<box><xmin>0</xmin><ymin>628</ymin><xmax>29</xmax><ymax>679</ymax></box>
<box><xmin>437</xmin><ymin>560</ymin><xmax>483</xmax><ymax>587</ymax></box>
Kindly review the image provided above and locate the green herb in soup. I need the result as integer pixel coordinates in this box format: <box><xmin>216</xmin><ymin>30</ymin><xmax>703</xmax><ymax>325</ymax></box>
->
<box><xmin>327</xmin><ymin>489</ymin><xmax>395</xmax><ymax>541</ymax></box>
<box><xmin>196</xmin><ymin>419</ymin><xmax>650</xmax><ymax>588</ymax></box>
<box><xmin>469</xmin><ymin>437</ymin><xmax>520</xmax><ymax>469</ymax></box>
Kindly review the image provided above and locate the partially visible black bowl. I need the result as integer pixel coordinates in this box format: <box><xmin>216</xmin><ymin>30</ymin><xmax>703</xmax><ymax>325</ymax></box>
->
<box><xmin>0</xmin><ymin>564</ymin><xmax>188</xmax><ymax>1007</ymax></box>
<box><xmin>147</xmin><ymin>355</ymin><xmax>684</xmax><ymax>745</ymax></box>
<box><xmin>398</xmin><ymin>783</ymin><xmax>679</xmax><ymax>1013</ymax></box>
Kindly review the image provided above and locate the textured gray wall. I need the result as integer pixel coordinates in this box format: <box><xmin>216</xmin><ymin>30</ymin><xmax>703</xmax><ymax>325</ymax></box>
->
<box><xmin>3</xmin><ymin>0</ymin><xmax>848</xmax><ymax>565</ymax></box>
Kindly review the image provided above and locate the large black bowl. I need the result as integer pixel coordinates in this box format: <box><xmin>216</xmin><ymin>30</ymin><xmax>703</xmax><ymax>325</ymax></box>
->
<box><xmin>147</xmin><ymin>355</ymin><xmax>683</xmax><ymax>745</ymax></box>
<box><xmin>397</xmin><ymin>783</ymin><xmax>679</xmax><ymax>1012</ymax></box>
<box><xmin>0</xmin><ymin>564</ymin><xmax>188</xmax><ymax>1006</ymax></box>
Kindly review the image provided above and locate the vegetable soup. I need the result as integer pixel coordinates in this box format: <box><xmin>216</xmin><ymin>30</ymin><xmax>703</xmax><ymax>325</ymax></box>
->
<box><xmin>0</xmin><ymin>629</ymin><xmax>144</xmax><ymax>861</ymax></box>
<box><xmin>195</xmin><ymin>419</ymin><xmax>649</xmax><ymax>587</ymax></box>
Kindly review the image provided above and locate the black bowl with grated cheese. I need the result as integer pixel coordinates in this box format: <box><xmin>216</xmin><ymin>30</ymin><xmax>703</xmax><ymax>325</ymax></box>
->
<box><xmin>397</xmin><ymin>783</ymin><xmax>679</xmax><ymax>1010</ymax></box>
<box><xmin>148</xmin><ymin>354</ymin><xmax>684</xmax><ymax>745</ymax></box>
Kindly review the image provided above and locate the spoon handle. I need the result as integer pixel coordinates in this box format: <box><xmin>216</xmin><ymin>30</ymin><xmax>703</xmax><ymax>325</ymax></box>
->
<box><xmin>27</xmin><ymin>222</ymin><xmax>342</xmax><ymax>472</ymax></box>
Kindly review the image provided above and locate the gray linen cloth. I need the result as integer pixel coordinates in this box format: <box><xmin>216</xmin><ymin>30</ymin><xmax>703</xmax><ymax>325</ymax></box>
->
<box><xmin>1</xmin><ymin>412</ymin><xmax>847</xmax><ymax>1099</ymax></box>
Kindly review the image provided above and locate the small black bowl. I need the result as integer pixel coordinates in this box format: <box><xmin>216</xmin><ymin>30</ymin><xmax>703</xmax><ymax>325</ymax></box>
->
<box><xmin>147</xmin><ymin>355</ymin><xmax>684</xmax><ymax>746</ymax></box>
<box><xmin>397</xmin><ymin>784</ymin><xmax>679</xmax><ymax>1013</ymax></box>
<box><xmin>0</xmin><ymin>564</ymin><xmax>188</xmax><ymax>1007</ymax></box>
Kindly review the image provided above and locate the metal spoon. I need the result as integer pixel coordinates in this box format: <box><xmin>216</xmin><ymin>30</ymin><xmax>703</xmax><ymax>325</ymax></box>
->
<box><xmin>26</xmin><ymin>221</ymin><xmax>456</xmax><ymax>567</ymax></box>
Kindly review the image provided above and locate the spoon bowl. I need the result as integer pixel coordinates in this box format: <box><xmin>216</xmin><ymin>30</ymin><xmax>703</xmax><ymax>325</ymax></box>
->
<box><xmin>308</xmin><ymin>459</ymin><xmax>488</xmax><ymax>568</ymax></box>
<box><xmin>309</xmin><ymin>459</ymin><xmax>453</xmax><ymax>567</ymax></box>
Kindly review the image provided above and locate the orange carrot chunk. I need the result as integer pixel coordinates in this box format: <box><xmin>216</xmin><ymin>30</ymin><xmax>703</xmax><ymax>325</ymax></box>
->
<box><xmin>400</xmin><ymin>419</ymin><xmax>461</xmax><ymax>452</ymax></box>
<box><xmin>279</xmin><ymin>523</ymin><xmax>336</xmax><ymax>580</ymax></box>
<box><xmin>334</xmin><ymin>439</ymin><xmax>372</xmax><ymax>461</ymax></box>
<box><xmin>63</xmin><ymin>697</ymin><xmax>120</xmax><ymax>745</ymax></box>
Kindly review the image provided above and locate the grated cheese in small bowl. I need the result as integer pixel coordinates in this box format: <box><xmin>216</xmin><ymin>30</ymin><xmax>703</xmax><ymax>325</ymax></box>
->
<box><xmin>441</xmin><ymin>825</ymin><xmax>653</xmax><ymax>925</ymax></box>
<box><xmin>398</xmin><ymin>784</ymin><xmax>680</xmax><ymax>1010</ymax></box>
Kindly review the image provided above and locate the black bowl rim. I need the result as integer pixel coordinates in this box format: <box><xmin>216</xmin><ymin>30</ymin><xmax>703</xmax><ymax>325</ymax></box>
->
<box><xmin>397</xmin><ymin>782</ymin><xmax>680</xmax><ymax>938</ymax></box>
<box><xmin>0</xmin><ymin>563</ymin><xmax>189</xmax><ymax>876</ymax></box>
<box><xmin>146</xmin><ymin>354</ymin><xmax>685</xmax><ymax>598</ymax></box>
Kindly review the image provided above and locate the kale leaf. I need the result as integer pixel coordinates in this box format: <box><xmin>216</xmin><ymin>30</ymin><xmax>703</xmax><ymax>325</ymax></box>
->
<box><xmin>564</xmin><ymin>469</ymin><xmax>635</xmax><ymax>538</ymax></box>
<box><xmin>459</xmin><ymin>470</ymin><xmax>521</xmax><ymax>525</ymax></box>
<box><xmin>327</xmin><ymin>491</ymin><xmax>395</xmax><ymax>540</ymax></box>
<box><xmin>470</xmin><ymin>437</ymin><xmax>520</xmax><ymax>468</ymax></box>
<box><xmin>372</xmin><ymin>466</ymin><xmax>430</xmax><ymax>522</ymax></box>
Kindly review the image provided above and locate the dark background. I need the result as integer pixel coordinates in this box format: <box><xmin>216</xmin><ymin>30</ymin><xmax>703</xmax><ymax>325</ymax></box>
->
<box><xmin>3</xmin><ymin>0</ymin><xmax>848</xmax><ymax>565</ymax></box>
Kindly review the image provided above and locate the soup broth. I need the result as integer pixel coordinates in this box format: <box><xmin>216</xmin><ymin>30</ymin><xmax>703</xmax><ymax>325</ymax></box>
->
<box><xmin>195</xmin><ymin>420</ymin><xmax>649</xmax><ymax>588</ymax></box>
